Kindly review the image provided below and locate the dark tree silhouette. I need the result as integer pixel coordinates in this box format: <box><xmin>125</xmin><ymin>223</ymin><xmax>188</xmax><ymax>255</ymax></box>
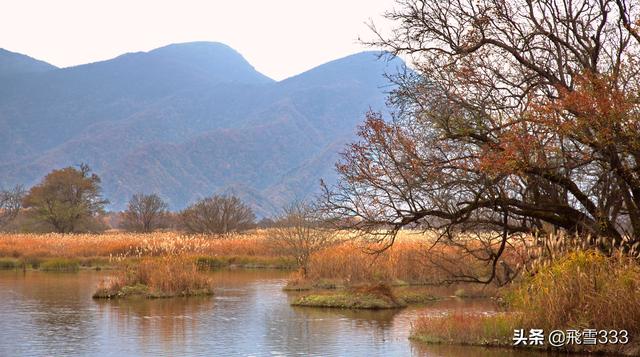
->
<box><xmin>121</xmin><ymin>193</ymin><xmax>169</xmax><ymax>232</ymax></box>
<box><xmin>180</xmin><ymin>195</ymin><xmax>255</xmax><ymax>234</ymax></box>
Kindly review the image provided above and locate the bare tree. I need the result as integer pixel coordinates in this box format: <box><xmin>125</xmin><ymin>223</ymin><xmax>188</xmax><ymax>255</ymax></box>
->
<box><xmin>0</xmin><ymin>185</ymin><xmax>25</xmax><ymax>230</ymax></box>
<box><xmin>180</xmin><ymin>195</ymin><xmax>255</xmax><ymax>234</ymax></box>
<box><xmin>324</xmin><ymin>0</ymin><xmax>640</xmax><ymax>284</ymax></box>
<box><xmin>268</xmin><ymin>201</ymin><xmax>337</xmax><ymax>277</ymax></box>
<box><xmin>121</xmin><ymin>193</ymin><xmax>169</xmax><ymax>232</ymax></box>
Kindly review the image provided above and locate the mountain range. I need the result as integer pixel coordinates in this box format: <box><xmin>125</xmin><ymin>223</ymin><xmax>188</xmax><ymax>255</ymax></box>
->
<box><xmin>0</xmin><ymin>42</ymin><xmax>404</xmax><ymax>216</ymax></box>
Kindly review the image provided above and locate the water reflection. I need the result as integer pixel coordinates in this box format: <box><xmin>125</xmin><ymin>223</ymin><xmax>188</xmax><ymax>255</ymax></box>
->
<box><xmin>0</xmin><ymin>271</ymin><xmax>102</xmax><ymax>356</ymax></box>
<box><xmin>0</xmin><ymin>270</ymin><xmax>561</xmax><ymax>356</ymax></box>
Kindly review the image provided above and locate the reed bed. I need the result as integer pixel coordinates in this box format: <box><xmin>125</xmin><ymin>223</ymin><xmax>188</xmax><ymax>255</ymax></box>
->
<box><xmin>509</xmin><ymin>250</ymin><xmax>640</xmax><ymax>334</ymax></box>
<box><xmin>0</xmin><ymin>230</ymin><xmax>524</xmax><ymax>283</ymax></box>
<box><xmin>411</xmin><ymin>312</ymin><xmax>518</xmax><ymax>346</ymax></box>
<box><xmin>0</xmin><ymin>230</ymin><xmax>280</xmax><ymax>261</ymax></box>
<box><xmin>302</xmin><ymin>234</ymin><xmax>526</xmax><ymax>288</ymax></box>
<box><xmin>411</xmin><ymin>249</ymin><xmax>640</xmax><ymax>354</ymax></box>
<box><xmin>93</xmin><ymin>256</ymin><xmax>214</xmax><ymax>298</ymax></box>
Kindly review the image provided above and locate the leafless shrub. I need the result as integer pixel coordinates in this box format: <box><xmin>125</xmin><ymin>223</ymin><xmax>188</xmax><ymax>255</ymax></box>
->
<box><xmin>180</xmin><ymin>195</ymin><xmax>255</xmax><ymax>234</ymax></box>
<box><xmin>120</xmin><ymin>193</ymin><xmax>169</xmax><ymax>232</ymax></box>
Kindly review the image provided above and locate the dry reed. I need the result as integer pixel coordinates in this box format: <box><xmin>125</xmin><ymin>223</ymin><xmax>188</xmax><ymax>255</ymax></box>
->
<box><xmin>94</xmin><ymin>255</ymin><xmax>213</xmax><ymax>298</ymax></box>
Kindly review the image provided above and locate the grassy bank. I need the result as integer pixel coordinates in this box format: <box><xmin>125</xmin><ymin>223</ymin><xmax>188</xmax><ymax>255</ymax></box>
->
<box><xmin>0</xmin><ymin>257</ymin><xmax>20</xmax><ymax>269</ymax></box>
<box><xmin>39</xmin><ymin>258</ymin><xmax>80</xmax><ymax>272</ymax></box>
<box><xmin>93</xmin><ymin>256</ymin><xmax>214</xmax><ymax>299</ymax></box>
<box><xmin>410</xmin><ymin>250</ymin><xmax>640</xmax><ymax>355</ymax></box>
<box><xmin>411</xmin><ymin>312</ymin><xmax>518</xmax><ymax>346</ymax></box>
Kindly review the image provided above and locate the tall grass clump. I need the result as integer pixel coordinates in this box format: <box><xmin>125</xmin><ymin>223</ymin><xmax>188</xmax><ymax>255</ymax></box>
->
<box><xmin>93</xmin><ymin>256</ymin><xmax>213</xmax><ymax>298</ymax></box>
<box><xmin>304</xmin><ymin>239</ymin><xmax>477</xmax><ymax>286</ymax></box>
<box><xmin>508</xmin><ymin>250</ymin><xmax>640</xmax><ymax>334</ymax></box>
<box><xmin>411</xmin><ymin>312</ymin><xmax>519</xmax><ymax>346</ymax></box>
<box><xmin>411</xmin><ymin>249</ymin><xmax>640</xmax><ymax>353</ymax></box>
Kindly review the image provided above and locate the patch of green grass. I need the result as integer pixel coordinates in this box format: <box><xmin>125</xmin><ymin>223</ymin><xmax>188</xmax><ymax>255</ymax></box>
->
<box><xmin>93</xmin><ymin>283</ymin><xmax>213</xmax><ymax>299</ymax></box>
<box><xmin>0</xmin><ymin>258</ymin><xmax>20</xmax><ymax>269</ymax></box>
<box><xmin>39</xmin><ymin>258</ymin><xmax>80</xmax><ymax>272</ymax></box>
<box><xmin>282</xmin><ymin>280</ymin><xmax>313</xmax><ymax>291</ymax></box>
<box><xmin>195</xmin><ymin>255</ymin><xmax>297</xmax><ymax>269</ymax></box>
<box><xmin>292</xmin><ymin>284</ymin><xmax>407</xmax><ymax>309</ymax></box>
<box><xmin>394</xmin><ymin>288</ymin><xmax>439</xmax><ymax>304</ymax></box>
<box><xmin>293</xmin><ymin>291</ymin><xmax>406</xmax><ymax>309</ymax></box>
<box><xmin>195</xmin><ymin>256</ymin><xmax>228</xmax><ymax>269</ymax></box>
<box><xmin>21</xmin><ymin>256</ymin><xmax>43</xmax><ymax>269</ymax></box>
<box><xmin>77</xmin><ymin>257</ymin><xmax>113</xmax><ymax>270</ymax></box>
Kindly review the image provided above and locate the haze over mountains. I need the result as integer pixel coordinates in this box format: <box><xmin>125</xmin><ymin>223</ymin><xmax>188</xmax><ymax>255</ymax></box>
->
<box><xmin>0</xmin><ymin>42</ymin><xmax>404</xmax><ymax>216</ymax></box>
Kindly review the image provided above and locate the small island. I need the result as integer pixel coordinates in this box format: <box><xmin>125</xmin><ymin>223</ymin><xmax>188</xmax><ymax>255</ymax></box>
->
<box><xmin>93</xmin><ymin>256</ymin><xmax>214</xmax><ymax>299</ymax></box>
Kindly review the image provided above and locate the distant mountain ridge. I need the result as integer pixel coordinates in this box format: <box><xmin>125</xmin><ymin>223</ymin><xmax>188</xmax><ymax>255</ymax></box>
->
<box><xmin>0</xmin><ymin>42</ymin><xmax>404</xmax><ymax>216</ymax></box>
<box><xmin>0</xmin><ymin>48</ymin><xmax>57</xmax><ymax>77</ymax></box>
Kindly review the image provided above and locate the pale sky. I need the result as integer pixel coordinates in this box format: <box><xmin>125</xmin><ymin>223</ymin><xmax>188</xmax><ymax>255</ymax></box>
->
<box><xmin>0</xmin><ymin>0</ymin><xmax>396</xmax><ymax>81</ymax></box>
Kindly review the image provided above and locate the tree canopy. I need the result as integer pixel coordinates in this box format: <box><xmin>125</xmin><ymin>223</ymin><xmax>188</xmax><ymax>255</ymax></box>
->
<box><xmin>324</xmin><ymin>0</ymin><xmax>640</xmax><ymax>283</ymax></box>
<box><xmin>23</xmin><ymin>164</ymin><xmax>108</xmax><ymax>233</ymax></box>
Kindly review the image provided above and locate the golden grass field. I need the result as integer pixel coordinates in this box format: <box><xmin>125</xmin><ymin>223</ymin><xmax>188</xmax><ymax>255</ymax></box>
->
<box><xmin>0</xmin><ymin>229</ymin><xmax>519</xmax><ymax>286</ymax></box>
<box><xmin>0</xmin><ymin>229</ymin><xmax>528</xmax><ymax>284</ymax></box>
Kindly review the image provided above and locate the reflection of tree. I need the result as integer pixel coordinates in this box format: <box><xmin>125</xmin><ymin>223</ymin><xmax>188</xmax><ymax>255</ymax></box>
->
<box><xmin>287</xmin><ymin>305</ymin><xmax>403</xmax><ymax>351</ymax></box>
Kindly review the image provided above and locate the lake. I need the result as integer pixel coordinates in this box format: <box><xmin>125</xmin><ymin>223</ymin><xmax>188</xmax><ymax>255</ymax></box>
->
<box><xmin>0</xmin><ymin>269</ymin><xmax>553</xmax><ymax>356</ymax></box>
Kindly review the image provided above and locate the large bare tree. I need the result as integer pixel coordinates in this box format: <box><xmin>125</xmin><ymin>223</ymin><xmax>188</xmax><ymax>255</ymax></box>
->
<box><xmin>121</xmin><ymin>193</ymin><xmax>169</xmax><ymax>232</ymax></box>
<box><xmin>324</xmin><ymin>0</ymin><xmax>640</xmax><ymax>284</ymax></box>
<box><xmin>268</xmin><ymin>201</ymin><xmax>337</xmax><ymax>277</ymax></box>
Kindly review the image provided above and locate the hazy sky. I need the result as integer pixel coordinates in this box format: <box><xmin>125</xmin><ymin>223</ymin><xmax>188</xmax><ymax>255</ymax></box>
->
<box><xmin>0</xmin><ymin>0</ymin><xmax>395</xmax><ymax>80</ymax></box>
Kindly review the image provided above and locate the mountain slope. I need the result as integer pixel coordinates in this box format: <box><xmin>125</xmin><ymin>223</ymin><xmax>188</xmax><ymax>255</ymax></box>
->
<box><xmin>0</xmin><ymin>48</ymin><xmax>57</xmax><ymax>77</ymax></box>
<box><xmin>0</xmin><ymin>43</ymin><xmax>405</xmax><ymax>215</ymax></box>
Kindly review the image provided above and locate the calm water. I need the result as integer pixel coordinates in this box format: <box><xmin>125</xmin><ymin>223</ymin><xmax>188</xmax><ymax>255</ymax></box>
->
<box><xmin>0</xmin><ymin>270</ymin><xmax>550</xmax><ymax>356</ymax></box>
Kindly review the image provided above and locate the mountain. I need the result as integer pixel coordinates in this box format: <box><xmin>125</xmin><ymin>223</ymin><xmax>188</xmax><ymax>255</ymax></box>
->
<box><xmin>0</xmin><ymin>42</ymin><xmax>405</xmax><ymax>216</ymax></box>
<box><xmin>0</xmin><ymin>49</ymin><xmax>57</xmax><ymax>77</ymax></box>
